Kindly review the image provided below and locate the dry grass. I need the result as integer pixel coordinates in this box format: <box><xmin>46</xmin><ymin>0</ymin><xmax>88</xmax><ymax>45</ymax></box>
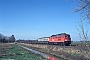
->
<box><xmin>20</xmin><ymin>43</ymin><xmax>90</xmax><ymax>60</ymax></box>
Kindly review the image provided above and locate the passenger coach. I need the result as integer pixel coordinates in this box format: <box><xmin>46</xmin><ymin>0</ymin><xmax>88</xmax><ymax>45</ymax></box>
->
<box><xmin>38</xmin><ymin>37</ymin><xmax>49</xmax><ymax>44</ymax></box>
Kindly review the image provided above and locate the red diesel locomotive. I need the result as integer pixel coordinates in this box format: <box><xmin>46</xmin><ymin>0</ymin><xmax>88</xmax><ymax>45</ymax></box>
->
<box><xmin>49</xmin><ymin>33</ymin><xmax>71</xmax><ymax>45</ymax></box>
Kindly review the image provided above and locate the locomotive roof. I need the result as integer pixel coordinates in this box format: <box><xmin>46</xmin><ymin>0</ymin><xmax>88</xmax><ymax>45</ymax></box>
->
<box><xmin>51</xmin><ymin>33</ymin><xmax>69</xmax><ymax>37</ymax></box>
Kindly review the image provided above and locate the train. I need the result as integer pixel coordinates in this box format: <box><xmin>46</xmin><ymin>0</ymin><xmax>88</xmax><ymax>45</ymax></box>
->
<box><xmin>38</xmin><ymin>33</ymin><xmax>71</xmax><ymax>46</ymax></box>
<box><xmin>16</xmin><ymin>33</ymin><xmax>71</xmax><ymax>46</ymax></box>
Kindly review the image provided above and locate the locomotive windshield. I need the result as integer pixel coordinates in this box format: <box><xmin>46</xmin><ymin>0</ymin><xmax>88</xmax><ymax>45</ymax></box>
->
<box><xmin>65</xmin><ymin>35</ymin><xmax>70</xmax><ymax>38</ymax></box>
<box><xmin>68</xmin><ymin>35</ymin><xmax>70</xmax><ymax>38</ymax></box>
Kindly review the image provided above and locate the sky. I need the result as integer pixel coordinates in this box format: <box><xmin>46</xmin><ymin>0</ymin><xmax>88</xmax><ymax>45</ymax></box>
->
<box><xmin>0</xmin><ymin>0</ymin><xmax>90</xmax><ymax>41</ymax></box>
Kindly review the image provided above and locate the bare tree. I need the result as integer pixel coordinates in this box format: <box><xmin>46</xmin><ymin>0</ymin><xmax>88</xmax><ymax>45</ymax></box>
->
<box><xmin>0</xmin><ymin>33</ymin><xmax>9</xmax><ymax>43</ymax></box>
<box><xmin>74</xmin><ymin>0</ymin><xmax>90</xmax><ymax>24</ymax></box>
<box><xmin>9</xmin><ymin>35</ymin><xmax>15</xmax><ymax>43</ymax></box>
<box><xmin>0</xmin><ymin>33</ymin><xmax>4</xmax><ymax>43</ymax></box>
<box><xmin>76</xmin><ymin>19</ymin><xmax>89</xmax><ymax>45</ymax></box>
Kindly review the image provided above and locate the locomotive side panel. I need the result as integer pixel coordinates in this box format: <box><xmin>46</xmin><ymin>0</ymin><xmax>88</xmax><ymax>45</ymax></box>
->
<box><xmin>49</xmin><ymin>33</ymin><xmax>71</xmax><ymax>45</ymax></box>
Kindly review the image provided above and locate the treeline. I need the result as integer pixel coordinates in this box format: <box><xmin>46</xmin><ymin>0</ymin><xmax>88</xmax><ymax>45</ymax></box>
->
<box><xmin>0</xmin><ymin>33</ymin><xmax>15</xmax><ymax>43</ymax></box>
<box><xmin>16</xmin><ymin>39</ymin><xmax>37</xmax><ymax>44</ymax></box>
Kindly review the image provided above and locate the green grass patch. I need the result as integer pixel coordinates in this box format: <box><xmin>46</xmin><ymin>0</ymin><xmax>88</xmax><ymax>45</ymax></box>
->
<box><xmin>0</xmin><ymin>44</ymin><xmax>44</xmax><ymax>60</ymax></box>
<box><xmin>72</xmin><ymin>53</ymin><xmax>82</xmax><ymax>57</ymax></box>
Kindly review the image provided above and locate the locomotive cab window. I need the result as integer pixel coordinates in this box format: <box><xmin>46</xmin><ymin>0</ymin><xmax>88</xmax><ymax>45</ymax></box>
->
<box><xmin>65</xmin><ymin>35</ymin><xmax>70</xmax><ymax>38</ymax></box>
<box><xmin>68</xmin><ymin>35</ymin><xmax>70</xmax><ymax>38</ymax></box>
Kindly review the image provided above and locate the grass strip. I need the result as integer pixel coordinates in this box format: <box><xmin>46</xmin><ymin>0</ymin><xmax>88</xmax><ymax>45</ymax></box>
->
<box><xmin>0</xmin><ymin>44</ymin><xmax>44</xmax><ymax>60</ymax></box>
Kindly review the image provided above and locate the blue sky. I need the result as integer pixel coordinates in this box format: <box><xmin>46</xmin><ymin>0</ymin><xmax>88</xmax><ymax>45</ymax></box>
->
<box><xmin>0</xmin><ymin>0</ymin><xmax>89</xmax><ymax>41</ymax></box>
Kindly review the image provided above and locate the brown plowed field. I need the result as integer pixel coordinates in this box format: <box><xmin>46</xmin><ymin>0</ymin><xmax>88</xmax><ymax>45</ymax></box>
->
<box><xmin>20</xmin><ymin>43</ymin><xmax>90</xmax><ymax>60</ymax></box>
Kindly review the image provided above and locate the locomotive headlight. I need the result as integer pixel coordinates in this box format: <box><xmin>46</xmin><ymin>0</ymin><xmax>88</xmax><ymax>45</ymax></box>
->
<box><xmin>65</xmin><ymin>40</ymin><xmax>67</xmax><ymax>41</ymax></box>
